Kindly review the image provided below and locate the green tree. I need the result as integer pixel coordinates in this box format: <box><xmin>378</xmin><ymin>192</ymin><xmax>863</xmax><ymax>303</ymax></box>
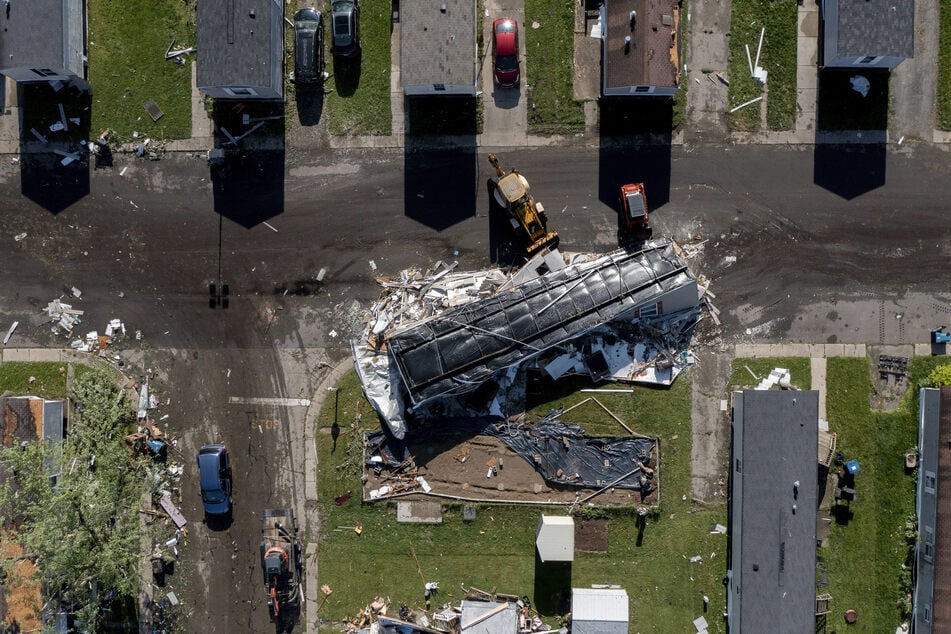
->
<box><xmin>0</xmin><ymin>365</ymin><xmax>146</xmax><ymax>631</ymax></box>
<box><xmin>929</xmin><ymin>364</ymin><xmax>951</xmax><ymax>387</ymax></box>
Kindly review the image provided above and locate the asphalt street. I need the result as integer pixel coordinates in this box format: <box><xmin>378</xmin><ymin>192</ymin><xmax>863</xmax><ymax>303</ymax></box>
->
<box><xmin>1</xmin><ymin>141</ymin><xmax>951</xmax><ymax>631</ymax></box>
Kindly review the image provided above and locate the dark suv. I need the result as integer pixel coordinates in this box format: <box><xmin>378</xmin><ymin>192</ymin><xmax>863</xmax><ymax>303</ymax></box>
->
<box><xmin>294</xmin><ymin>8</ymin><xmax>325</xmax><ymax>84</ymax></box>
<box><xmin>331</xmin><ymin>0</ymin><xmax>360</xmax><ymax>58</ymax></box>
<box><xmin>197</xmin><ymin>444</ymin><xmax>232</xmax><ymax>516</ymax></box>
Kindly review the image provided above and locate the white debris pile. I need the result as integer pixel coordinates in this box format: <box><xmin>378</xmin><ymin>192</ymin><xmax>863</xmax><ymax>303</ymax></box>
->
<box><xmin>536</xmin><ymin>309</ymin><xmax>700</xmax><ymax>386</ymax></box>
<box><xmin>755</xmin><ymin>367</ymin><xmax>798</xmax><ymax>391</ymax></box>
<box><xmin>69</xmin><ymin>318</ymin><xmax>130</xmax><ymax>355</ymax></box>
<box><xmin>46</xmin><ymin>298</ymin><xmax>85</xmax><ymax>335</ymax></box>
<box><xmin>364</xmin><ymin>260</ymin><xmax>508</xmax><ymax>346</ymax></box>
<box><xmin>42</xmin><ymin>295</ymin><xmax>141</xmax><ymax>356</ymax></box>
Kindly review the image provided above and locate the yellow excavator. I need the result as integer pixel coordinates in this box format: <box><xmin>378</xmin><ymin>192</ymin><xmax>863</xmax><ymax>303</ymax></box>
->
<box><xmin>488</xmin><ymin>153</ymin><xmax>559</xmax><ymax>255</ymax></box>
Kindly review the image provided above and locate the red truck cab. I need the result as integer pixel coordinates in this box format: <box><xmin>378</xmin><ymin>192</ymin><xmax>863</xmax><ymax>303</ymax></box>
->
<box><xmin>620</xmin><ymin>182</ymin><xmax>649</xmax><ymax>231</ymax></box>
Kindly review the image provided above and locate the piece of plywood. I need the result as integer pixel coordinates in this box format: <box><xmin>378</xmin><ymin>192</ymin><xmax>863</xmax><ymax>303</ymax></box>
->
<box><xmin>159</xmin><ymin>494</ymin><xmax>187</xmax><ymax>528</ymax></box>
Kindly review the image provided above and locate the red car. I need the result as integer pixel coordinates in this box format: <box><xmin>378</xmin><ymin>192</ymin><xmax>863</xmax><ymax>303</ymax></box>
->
<box><xmin>492</xmin><ymin>18</ymin><xmax>520</xmax><ymax>87</ymax></box>
<box><xmin>620</xmin><ymin>182</ymin><xmax>649</xmax><ymax>231</ymax></box>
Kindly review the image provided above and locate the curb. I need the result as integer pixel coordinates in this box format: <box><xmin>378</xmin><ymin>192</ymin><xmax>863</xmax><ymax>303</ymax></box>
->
<box><xmin>302</xmin><ymin>354</ymin><xmax>355</xmax><ymax>632</ymax></box>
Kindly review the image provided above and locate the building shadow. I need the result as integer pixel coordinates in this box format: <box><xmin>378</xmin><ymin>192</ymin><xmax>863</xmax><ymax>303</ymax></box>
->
<box><xmin>16</xmin><ymin>77</ymin><xmax>92</xmax><ymax>213</ymax></box>
<box><xmin>294</xmin><ymin>85</ymin><xmax>326</xmax><ymax>127</ymax></box>
<box><xmin>598</xmin><ymin>98</ymin><xmax>672</xmax><ymax>246</ymax></box>
<box><xmin>813</xmin><ymin>69</ymin><xmax>888</xmax><ymax>199</ymax></box>
<box><xmin>533</xmin><ymin>553</ymin><xmax>572</xmax><ymax>616</ymax></box>
<box><xmin>403</xmin><ymin>97</ymin><xmax>478</xmax><ymax>231</ymax></box>
<box><xmin>209</xmin><ymin>101</ymin><xmax>286</xmax><ymax>228</ymax></box>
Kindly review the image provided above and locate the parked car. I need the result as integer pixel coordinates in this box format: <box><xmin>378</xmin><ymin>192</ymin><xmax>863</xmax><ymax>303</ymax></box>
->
<box><xmin>197</xmin><ymin>444</ymin><xmax>232</xmax><ymax>515</ymax></box>
<box><xmin>331</xmin><ymin>0</ymin><xmax>361</xmax><ymax>58</ymax></box>
<box><xmin>492</xmin><ymin>18</ymin><xmax>520</xmax><ymax>87</ymax></box>
<box><xmin>619</xmin><ymin>182</ymin><xmax>650</xmax><ymax>234</ymax></box>
<box><xmin>294</xmin><ymin>8</ymin><xmax>325</xmax><ymax>84</ymax></box>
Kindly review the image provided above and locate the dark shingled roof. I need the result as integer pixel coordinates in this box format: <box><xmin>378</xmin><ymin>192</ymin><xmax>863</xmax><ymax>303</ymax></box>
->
<box><xmin>730</xmin><ymin>390</ymin><xmax>818</xmax><ymax>634</ymax></box>
<box><xmin>833</xmin><ymin>0</ymin><xmax>914</xmax><ymax>59</ymax></box>
<box><xmin>197</xmin><ymin>0</ymin><xmax>284</xmax><ymax>99</ymax></box>
<box><xmin>400</xmin><ymin>0</ymin><xmax>477</xmax><ymax>90</ymax></box>
<box><xmin>0</xmin><ymin>0</ymin><xmax>85</xmax><ymax>77</ymax></box>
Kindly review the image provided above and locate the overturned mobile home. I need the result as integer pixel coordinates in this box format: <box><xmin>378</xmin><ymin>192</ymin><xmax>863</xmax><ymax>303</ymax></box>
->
<box><xmin>353</xmin><ymin>239</ymin><xmax>701</xmax><ymax>438</ymax></box>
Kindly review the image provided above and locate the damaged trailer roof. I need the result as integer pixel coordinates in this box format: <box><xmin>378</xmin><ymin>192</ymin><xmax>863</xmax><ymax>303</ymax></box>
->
<box><xmin>386</xmin><ymin>240</ymin><xmax>697</xmax><ymax>407</ymax></box>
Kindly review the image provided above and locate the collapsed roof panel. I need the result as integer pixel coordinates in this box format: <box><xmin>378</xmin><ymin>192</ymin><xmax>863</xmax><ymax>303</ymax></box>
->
<box><xmin>386</xmin><ymin>240</ymin><xmax>696</xmax><ymax>407</ymax></box>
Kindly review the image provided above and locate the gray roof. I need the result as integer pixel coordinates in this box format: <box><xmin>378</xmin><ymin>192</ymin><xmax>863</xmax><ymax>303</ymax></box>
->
<box><xmin>0</xmin><ymin>0</ymin><xmax>86</xmax><ymax>78</ymax></box>
<box><xmin>197</xmin><ymin>0</ymin><xmax>284</xmax><ymax>99</ymax></box>
<box><xmin>385</xmin><ymin>240</ymin><xmax>697</xmax><ymax>406</ymax></box>
<box><xmin>826</xmin><ymin>0</ymin><xmax>914</xmax><ymax>59</ymax></box>
<box><xmin>602</xmin><ymin>0</ymin><xmax>680</xmax><ymax>93</ymax></box>
<box><xmin>915</xmin><ymin>387</ymin><xmax>941</xmax><ymax>633</ymax></box>
<box><xmin>459</xmin><ymin>600</ymin><xmax>518</xmax><ymax>633</ymax></box>
<box><xmin>571</xmin><ymin>587</ymin><xmax>629</xmax><ymax>634</ymax></box>
<box><xmin>729</xmin><ymin>390</ymin><xmax>818</xmax><ymax>634</ymax></box>
<box><xmin>913</xmin><ymin>387</ymin><xmax>951</xmax><ymax>632</ymax></box>
<box><xmin>400</xmin><ymin>0</ymin><xmax>477</xmax><ymax>91</ymax></box>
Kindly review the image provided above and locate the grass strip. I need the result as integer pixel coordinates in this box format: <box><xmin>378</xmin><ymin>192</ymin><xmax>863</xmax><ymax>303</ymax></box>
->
<box><xmin>87</xmin><ymin>0</ymin><xmax>194</xmax><ymax>141</ymax></box>
<box><xmin>727</xmin><ymin>0</ymin><xmax>797</xmax><ymax>131</ymax></box>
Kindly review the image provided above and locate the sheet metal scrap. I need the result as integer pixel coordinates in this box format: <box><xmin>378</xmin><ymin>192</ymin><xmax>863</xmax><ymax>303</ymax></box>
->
<box><xmin>353</xmin><ymin>240</ymin><xmax>704</xmax><ymax>439</ymax></box>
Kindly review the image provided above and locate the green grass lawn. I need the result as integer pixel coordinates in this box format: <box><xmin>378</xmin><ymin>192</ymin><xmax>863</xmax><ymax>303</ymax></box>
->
<box><xmin>316</xmin><ymin>370</ymin><xmax>727</xmax><ymax>632</ymax></box>
<box><xmin>525</xmin><ymin>0</ymin><xmax>585</xmax><ymax>134</ymax></box>
<box><xmin>821</xmin><ymin>357</ymin><xmax>918</xmax><ymax>629</ymax></box>
<box><xmin>0</xmin><ymin>362</ymin><xmax>69</xmax><ymax>400</ymax></box>
<box><xmin>325</xmin><ymin>0</ymin><xmax>392</xmax><ymax>135</ymax></box>
<box><xmin>729</xmin><ymin>357</ymin><xmax>812</xmax><ymax>391</ymax></box>
<box><xmin>87</xmin><ymin>0</ymin><xmax>194</xmax><ymax>141</ymax></box>
<box><xmin>727</xmin><ymin>0</ymin><xmax>798</xmax><ymax>131</ymax></box>
<box><xmin>938</xmin><ymin>0</ymin><xmax>951</xmax><ymax>129</ymax></box>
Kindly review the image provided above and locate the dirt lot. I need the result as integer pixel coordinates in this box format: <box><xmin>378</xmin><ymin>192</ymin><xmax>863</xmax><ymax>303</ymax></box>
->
<box><xmin>362</xmin><ymin>433</ymin><xmax>659</xmax><ymax>508</ymax></box>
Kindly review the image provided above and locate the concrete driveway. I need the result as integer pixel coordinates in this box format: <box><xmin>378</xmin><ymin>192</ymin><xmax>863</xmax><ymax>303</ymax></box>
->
<box><xmin>479</xmin><ymin>0</ymin><xmax>528</xmax><ymax>147</ymax></box>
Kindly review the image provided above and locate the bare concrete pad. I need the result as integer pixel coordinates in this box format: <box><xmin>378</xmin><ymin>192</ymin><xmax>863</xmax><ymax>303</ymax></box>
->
<box><xmin>397</xmin><ymin>501</ymin><xmax>443</xmax><ymax>523</ymax></box>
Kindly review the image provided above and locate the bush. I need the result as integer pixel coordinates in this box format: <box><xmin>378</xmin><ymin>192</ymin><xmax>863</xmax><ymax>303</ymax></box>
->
<box><xmin>928</xmin><ymin>364</ymin><xmax>951</xmax><ymax>387</ymax></box>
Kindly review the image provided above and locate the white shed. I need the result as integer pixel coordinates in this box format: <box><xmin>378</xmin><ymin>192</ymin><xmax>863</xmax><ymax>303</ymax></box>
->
<box><xmin>535</xmin><ymin>515</ymin><xmax>574</xmax><ymax>562</ymax></box>
<box><xmin>571</xmin><ymin>587</ymin><xmax>629</xmax><ymax>634</ymax></box>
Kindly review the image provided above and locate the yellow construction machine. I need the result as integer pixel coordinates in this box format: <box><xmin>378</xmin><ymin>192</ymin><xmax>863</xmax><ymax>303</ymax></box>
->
<box><xmin>488</xmin><ymin>153</ymin><xmax>559</xmax><ymax>255</ymax></box>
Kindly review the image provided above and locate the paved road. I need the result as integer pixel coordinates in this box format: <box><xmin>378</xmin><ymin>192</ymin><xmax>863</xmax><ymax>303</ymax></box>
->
<box><xmin>2</xmin><ymin>141</ymin><xmax>951</xmax><ymax>630</ymax></box>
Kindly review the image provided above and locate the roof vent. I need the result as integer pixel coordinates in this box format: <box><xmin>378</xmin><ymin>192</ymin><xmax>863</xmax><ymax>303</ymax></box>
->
<box><xmin>249</xmin><ymin>8</ymin><xmax>255</xmax><ymax>18</ymax></box>
<box><xmin>440</xmin><ymin>3</ymin><xmax>447</xmax><ymax>12</ymax></box>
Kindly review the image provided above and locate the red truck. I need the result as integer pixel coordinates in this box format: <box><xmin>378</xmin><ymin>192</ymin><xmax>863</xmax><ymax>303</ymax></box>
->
<box><xmin>619</xmin><ymin>182</ymin><xmax>650</xmax><ymax>234</ymax></box>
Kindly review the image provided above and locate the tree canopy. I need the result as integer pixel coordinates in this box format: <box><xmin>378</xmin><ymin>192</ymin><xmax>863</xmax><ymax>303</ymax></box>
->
<box><xmin>0</xmin><ymin>365</ymin><xmax>145</xmax><ymax>630</ymax></box>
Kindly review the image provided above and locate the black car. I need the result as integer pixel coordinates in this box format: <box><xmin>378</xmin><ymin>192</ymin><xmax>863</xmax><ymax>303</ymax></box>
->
<box><xmin>294</xmin><ymin>8</ymin><xmax>325</xmax><ymax>84</ymax></box>
<box><xmin>331</xmin><ymin>0</ymin><xmax>360</xmax><ymax>58</ymax></box>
